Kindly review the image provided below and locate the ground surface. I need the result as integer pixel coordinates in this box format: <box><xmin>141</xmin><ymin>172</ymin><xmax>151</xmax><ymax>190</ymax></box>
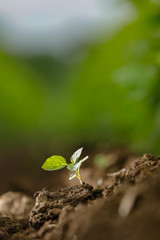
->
<box><xmin>0</xmin><ymin>153</ymin><xmax>160</xmax><ymax>239</ymax></box>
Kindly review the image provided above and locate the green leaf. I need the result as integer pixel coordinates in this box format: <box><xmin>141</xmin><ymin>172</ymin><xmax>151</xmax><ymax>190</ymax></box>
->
<box><xmin>70</xmin><ymin>147</ymin><xmax>83</xmax><ymax>163</ymax></box>
<box><xmin>42</xmin><ymin>155</ymin><xmax>67</xmax><ymax>171</ymax></box>
<box><xmin>69</xmin><ymin>174</ymin><xmax>77</xmax><ymax>180</ymax></box>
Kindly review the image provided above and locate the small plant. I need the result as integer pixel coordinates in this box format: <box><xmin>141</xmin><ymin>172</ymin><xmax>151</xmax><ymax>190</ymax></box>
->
<box><xmin>41</xmin><ymin>147</ymin><xmax>88</xmax><ymax>184</ymax></box>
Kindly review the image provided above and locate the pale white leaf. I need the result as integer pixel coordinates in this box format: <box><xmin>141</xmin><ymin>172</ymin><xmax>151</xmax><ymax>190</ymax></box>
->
<box><xmin>69</xmin><ymin>174</ymin><xmax>77</xmax><ymax>180</ymax></box>
<box><xmin>70</xmin><ymin>147</ymin><xmax>83</xmax><ymax>163</ymax></box>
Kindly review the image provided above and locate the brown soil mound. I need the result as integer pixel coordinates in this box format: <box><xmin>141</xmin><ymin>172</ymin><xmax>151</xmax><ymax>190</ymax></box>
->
<box><xmin>1</xmin><ymin>154</ymin><xmax>160</xmax><ymax>240</ymax></box>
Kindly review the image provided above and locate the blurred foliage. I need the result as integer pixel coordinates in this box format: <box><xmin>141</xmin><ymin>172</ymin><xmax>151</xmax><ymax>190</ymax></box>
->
<box><xmin>68</xmin><ymin>0</ymin><xmax>160</xmax><ymax>153</ymax></box>
<box><xmin>0</xmin><ymin>0</ymin><xmax>160</xmax><ymax>154</ymax></box>
<box><xmin>94</xmin><ymin>154</ymin><xmax>109</xmax><ymax>169</ymax></box>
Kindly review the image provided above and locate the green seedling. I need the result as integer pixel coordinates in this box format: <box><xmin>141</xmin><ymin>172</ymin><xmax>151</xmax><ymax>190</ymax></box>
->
<box><xmin>41</xmin><ymin>147</ymin><xmax>88</xmax><ymax>184</ymax></box>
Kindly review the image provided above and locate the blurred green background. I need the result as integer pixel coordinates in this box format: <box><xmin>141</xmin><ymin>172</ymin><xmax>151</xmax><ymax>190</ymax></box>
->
<box><xmin>0</xmin><ymin>0</ymin><xmax>160</xmax><ymax>193</ymax></box>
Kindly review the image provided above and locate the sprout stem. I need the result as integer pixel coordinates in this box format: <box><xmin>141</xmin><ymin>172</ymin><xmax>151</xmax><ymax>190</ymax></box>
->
<box><xmin>76</xmin><ymin>170</ymin><xmax>82</xmax><ymax>184</ymax></box>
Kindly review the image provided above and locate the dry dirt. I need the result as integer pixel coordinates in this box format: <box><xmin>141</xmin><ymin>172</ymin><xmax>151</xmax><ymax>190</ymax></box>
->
<box><xmin>0</xmin><ymin>153</ymin><xmax>160</xmax><ymax>240</ymax></box>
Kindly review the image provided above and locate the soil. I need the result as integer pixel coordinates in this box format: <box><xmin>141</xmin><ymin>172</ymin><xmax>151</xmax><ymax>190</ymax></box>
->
<box><xmin>1</xmin><ymin>153</ymin><xmax>160</xmax><ymax>240</ymax></box>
